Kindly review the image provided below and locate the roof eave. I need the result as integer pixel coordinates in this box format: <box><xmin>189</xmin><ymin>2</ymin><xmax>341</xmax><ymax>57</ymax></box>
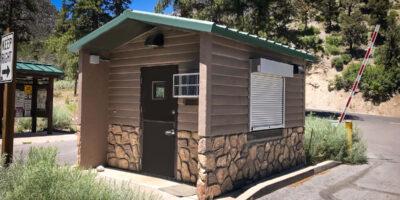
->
<box><xmin>211</xmin><ymin>25</ymin><xmax>317</xmax><ymax>63</ymax></box>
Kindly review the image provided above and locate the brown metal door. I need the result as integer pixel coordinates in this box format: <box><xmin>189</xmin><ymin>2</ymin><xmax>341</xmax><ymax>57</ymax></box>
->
<box><xmin>141</xmin><ymin>66</ymin><xmax>177</xmax><ymax>178</ymax></box>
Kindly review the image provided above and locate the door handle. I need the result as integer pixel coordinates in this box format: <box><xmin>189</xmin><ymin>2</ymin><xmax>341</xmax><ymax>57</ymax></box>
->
<box><xmin>165</xmin><ymin>129</ymin><xmax>175</xmax><ymax>136</ymax></box>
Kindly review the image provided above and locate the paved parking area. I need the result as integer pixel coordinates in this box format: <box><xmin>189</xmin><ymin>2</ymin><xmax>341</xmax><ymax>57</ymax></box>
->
<box><xmin>1</xmin><ymin>133</ymin><xmax>77</xmax><ymax>165</ymax></box>
<box><xmin>258</xmin><ymin>114</ymin><xmax>400</xmax><ymax>200</ymax></box>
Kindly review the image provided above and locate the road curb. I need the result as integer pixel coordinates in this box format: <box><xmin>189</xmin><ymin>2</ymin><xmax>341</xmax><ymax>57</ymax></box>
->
<box><xmin>236</xmin><ymin>160</ymin><xmax>341</xmax><ymax>200</ymax></box>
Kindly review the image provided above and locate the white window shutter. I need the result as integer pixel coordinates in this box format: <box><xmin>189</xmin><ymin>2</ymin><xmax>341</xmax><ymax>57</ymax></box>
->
<box><xmin>250</xmin><ymin>73</ymin><xmax>284</xmax><ymax>131</ymax></box>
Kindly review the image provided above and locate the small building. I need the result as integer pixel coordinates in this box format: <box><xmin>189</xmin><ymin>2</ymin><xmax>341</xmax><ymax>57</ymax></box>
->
<box><xmin>0</xmin><ymin>62</ymin><xmax>63</xmax><ymax>134</ymax></box>
<box><xmin>70</xmin><ymin>10</ymin><xmax>316</xmax><ymax>199</ymax></box>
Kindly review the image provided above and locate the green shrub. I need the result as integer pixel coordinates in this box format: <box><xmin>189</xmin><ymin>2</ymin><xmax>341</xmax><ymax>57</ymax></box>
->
<box><xmin>0</xmin><ymin>147</ymin><xmax>159</xmax><ymax>200</ymax></box>
<box><xmin>331</xmin><ymin>62</ymin><xmax>397</xmax><ymax>103</ymax></box>
<box><xmin>326</xmin><ymin>35</ymin><xmax>343</xmax><ymax>46</ymax></box>
<box><xmin>324</xmin><ymin>44</ymin><xmax>341</xmax><ymax>55</ymax></box>
<box><xmin>300</xmin><ymin>25</ymin><xmax>321</xmax><ymax>35</ymax></box>
<box><xmin>341</xmin><ymin>54</ymin><xmax>352</xmax><ymax>64</ymax></box>
<box><xmin>53</xmin><ymin>105</ymin><xmax>74</xmax><ymax>131</ymax></box>
<box><xmin>304</xmin><ymin>116</ymin><xmax>367</xmax><ymax>164</ymax></box>
<box><xmin>298</xmin><ymin>35</ymin><xmax>323</xmax><ymax>52</ymax></box>
<box><xmin>15</xmin><ymin>118</ymin><xmax>32</xmax><ymax>133</ymax></box>
<box><xmin>54</xmin><ymin>80</ymin><xmax>75</xmax><ymax>91</ymax></box>
<box><xmin>331</xmin><ymin>57</ymin><xmax>344</xmax><ymax>70</ymax></box>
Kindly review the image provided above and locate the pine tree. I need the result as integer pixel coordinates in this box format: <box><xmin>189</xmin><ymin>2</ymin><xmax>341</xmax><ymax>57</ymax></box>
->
<box><xmin>294</xmin><ymin>0</ymin><xmax>318</xmax><ymax>30</ymax></box>
<box><xmin>340</xmin><ymin>10</ymin><xmax>367</xmax><ymax>51</ymax></box>
<box><xmin>318</xmin><ymin>0</ymin><xmax>340</xmax><ymax>32</ymax></box>
<box><xmin>366</xmin><ymin>0</ymin><xmax>390</xmax><ymax>29</ymax></box>
<box><xmin>105</xmin><ymin>0</ymin><xmax>132</xmax><ymax>16</ymax></box>
<box><xmin>0</xmin><ymin>0</ymin><xmax>37</xmax><ymax>41</ymax></box>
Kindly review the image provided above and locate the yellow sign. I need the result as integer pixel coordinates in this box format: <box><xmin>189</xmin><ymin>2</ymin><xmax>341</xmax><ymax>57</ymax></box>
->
<box><xmin>24</xmin><ymin>85</ymin><xmax>32</xmax><ymax>95</ymax></box>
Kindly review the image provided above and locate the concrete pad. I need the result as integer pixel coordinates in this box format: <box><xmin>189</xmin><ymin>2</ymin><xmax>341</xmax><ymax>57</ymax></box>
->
<box><xmin>99</xmin><ymin>168</ymin><xmax>179</xmax><ymax>189</ymax></box>
<box><xmin>160</xmin><ymin>184</ymin><xmax>197</xmax><ymax>197</ymax></box>
<box><xmin>97</xmin><ymin>168</ymin><xmax>198</xmax><ymax>200</ymax></box>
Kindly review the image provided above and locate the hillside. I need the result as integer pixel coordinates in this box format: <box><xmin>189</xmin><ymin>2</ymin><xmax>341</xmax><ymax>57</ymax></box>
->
<box><xmin>306</xmin><ymin>58</ymin><xmax>400</xmax><ymax>117</ymax></box>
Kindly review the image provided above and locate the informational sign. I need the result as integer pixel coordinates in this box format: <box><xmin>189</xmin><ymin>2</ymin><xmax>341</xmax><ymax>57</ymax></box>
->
<box><xmin>15</xmin><ymin>85</ymin><xmax>33</xmax><ymax>117</ymax></box>
<box><xmin>24</xmin><ymin>85</ymin><xmax>32</xmax><ymax>95</ymax></box>
<box><xmin>37</xmin><ymin>89</ymin><xmax>47</xmax><ymax>110</ymax></box>
<box><xmin>15</xmin><ymin>90</ymin><xmax>25</xmax><ymax>117</ymax></box>
<box><xmin>0</xmin><ymin>32</ymin><xmax>14</xmax><ymax>83</ymax></box>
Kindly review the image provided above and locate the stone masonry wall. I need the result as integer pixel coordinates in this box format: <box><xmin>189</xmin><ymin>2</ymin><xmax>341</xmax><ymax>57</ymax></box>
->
<box><xmin>107</xmin><ymin>125</ymin><xmax>142</xmax><ymax>171</ymax></box>
<box><xmin>197</xmin><ymin>127</ymin><xmax>305</xmax><ymax>199</ymax></box>
<box><xmin>177</xmin><ymin>131</ymin><xmax>199</xmax><ymax>183</ymax></box>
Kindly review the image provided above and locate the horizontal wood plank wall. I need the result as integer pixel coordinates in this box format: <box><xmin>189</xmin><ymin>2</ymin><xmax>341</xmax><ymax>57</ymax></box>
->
<box><xmin>285</xmin><ymin>74</ymin><xmax>305</xmax><ymax>127</ymax></box>
<box><xmin>210</xmin><ymin>36</ymin><xmax>251</xmax><ymax>135</ymax></box>
<box><xmin>208</xmin><ymin>35</ymin><xmax>307</xmax><ymax>136</ymax></box>
<box><xmin>108</xmin><ymin>28</ymin><xmax>200</xmax><ymax>130</ymax></box>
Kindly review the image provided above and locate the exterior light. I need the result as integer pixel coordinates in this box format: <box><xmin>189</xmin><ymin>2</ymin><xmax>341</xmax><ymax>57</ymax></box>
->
<box><xmin>145</xmin><ymin>33</ymin><xmax>164</xmax><ymax>48</ymax></box>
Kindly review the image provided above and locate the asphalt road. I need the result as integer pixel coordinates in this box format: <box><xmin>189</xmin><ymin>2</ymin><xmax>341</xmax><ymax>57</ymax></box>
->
<box><xmin>12</xmin><ymin>137</ymin><xmax>77</xmax><ymax>165</ymax></box>
<box><xmin>259</xmin><ymin>114</ymin><xmax>400</xmax><ymax>200</ymax></box>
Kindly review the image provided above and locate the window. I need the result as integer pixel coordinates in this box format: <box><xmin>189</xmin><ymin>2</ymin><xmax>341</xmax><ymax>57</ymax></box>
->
<box><xmin>152</xmin><ymin>81</ymin><xmax>166</xmax><ymax>100</ymax></box>
<box><xmin>250</xmin><ymin>73</ymin><xmax>284</xmax><ymax>131</ymax></box>
<box><xmin>173</xmin><ymin>73</ymin><xmax>199</xmax><ymax>98</ymax></box>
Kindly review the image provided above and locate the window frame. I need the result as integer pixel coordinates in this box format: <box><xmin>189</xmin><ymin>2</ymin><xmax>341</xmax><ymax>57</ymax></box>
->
<box><xmin>172</xmin><ymin>72</ymin><xmax>199</xmax><ymax>98</ymax></box>
<box><xmin>151</xmin><ymin>81</ymin><xmax>166</xmax><ymax>100</ymax></box>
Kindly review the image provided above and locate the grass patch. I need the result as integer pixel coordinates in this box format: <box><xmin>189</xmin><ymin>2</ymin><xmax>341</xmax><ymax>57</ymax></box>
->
<box><xmin>0</xmin><ymin>147</ymin><xmax>159</xmax><ymax>200</ymax></box>
<box><xmin>54</xmin><ymin>80</ymin><xmax>75</xmax><ymax>91</ymax></box>
<box><xmin>304</xmin><ymin>116</ymin><xmax>367</xmax><ymax>164</ymax></box>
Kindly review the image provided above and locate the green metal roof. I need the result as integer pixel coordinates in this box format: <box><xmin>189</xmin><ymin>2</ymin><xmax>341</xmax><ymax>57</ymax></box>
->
<box><xmin>17</xmin><ymin>62</ymin><xmax>64</xmax><ymax>77</ymax></box>
<box><xmin>69</xmin><ymin>10</ymin><xmax>316</xmax><ymax>62</ymax></box>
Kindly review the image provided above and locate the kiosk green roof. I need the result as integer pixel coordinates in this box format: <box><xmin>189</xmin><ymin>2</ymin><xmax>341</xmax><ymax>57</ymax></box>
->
<box><xmin>17</xmin><ymin>62</ymin><xmax>64</xmax><ymax>77</ymax></box>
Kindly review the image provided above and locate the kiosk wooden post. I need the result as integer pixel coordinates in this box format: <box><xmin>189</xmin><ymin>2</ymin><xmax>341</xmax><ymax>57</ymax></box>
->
<box><xmin>1</xmin><ymin>29</ymin><xmax>16</xmax><ymax>165</ymax></box>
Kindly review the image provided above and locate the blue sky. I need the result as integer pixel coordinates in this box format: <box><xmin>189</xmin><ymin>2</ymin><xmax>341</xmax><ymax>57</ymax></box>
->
<box><xmin>50</xmin><ymin>0</ymin><xmax>173</xmax><ymax>13</ymax></box>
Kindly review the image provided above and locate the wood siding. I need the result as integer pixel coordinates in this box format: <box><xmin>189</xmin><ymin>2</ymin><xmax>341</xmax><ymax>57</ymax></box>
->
<box><xmin>108</xmin><ymin>28</ymin><xmax>199</xmax><ymax>131</ymax></box>
<box><xmin>204</xmin><ymin>35</ymin><xmax>307</xmax><ymax>136</ymax></box>
<box><xmin>285</xmin><ymin>74</ymin><xmax>305</xmax><ymax>127</ymax></box>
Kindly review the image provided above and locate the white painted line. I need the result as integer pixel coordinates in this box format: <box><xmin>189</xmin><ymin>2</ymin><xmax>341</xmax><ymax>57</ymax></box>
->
<box><xmin>389</xmin><ymin>122</ymin><xmax>400</xmax><ymax>125</ymax></box>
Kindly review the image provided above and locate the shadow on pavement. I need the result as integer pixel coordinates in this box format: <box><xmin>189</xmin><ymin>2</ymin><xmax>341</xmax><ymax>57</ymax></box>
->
<box><xmin>306</xmin><ymin>109</ymin><xmax>363</xmax><ymax>121</ymax></box>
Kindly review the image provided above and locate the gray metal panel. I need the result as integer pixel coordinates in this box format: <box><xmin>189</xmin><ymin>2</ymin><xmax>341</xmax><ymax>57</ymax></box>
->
<box><xmin>250</xmin><ymin>73</ymin><xmax>284</xmax><ymax>131</ymax></box>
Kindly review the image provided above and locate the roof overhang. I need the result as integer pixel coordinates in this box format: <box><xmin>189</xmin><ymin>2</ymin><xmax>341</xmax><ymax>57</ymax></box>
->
<box><xmin>69</xmin><ymin>10</ymin><xmax>316</xmax><ymax>62</ymax></box>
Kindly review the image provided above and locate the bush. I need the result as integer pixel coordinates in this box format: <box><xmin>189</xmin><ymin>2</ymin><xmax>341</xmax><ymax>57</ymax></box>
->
<box><xmin>300</xmin><ymin>25</ymin><xmax>321</xmax><ymax>35</ymax></box>
<box><xmin>341</xmin><ymin>54</ymin><xmax>352</xmax><ymax>64</ymax></box>
<box><xmin>54</xmin><ymin>80</ymin><xmax>75</xmax><ymax>91</ymax></box>
<box><xmin>324</xmin><ymin>44</ymin><xmax>341</xmax><ymax>55</ymax></box>
<box><xmin>53</xmin><ymin>105</ymin><xmax>75</xmax><ymax>131</ymax></box>
<box><xmin>331</xmin><ymin>62</ymin><xmax>397</xmax><ymax>104</ymax></box>
<box><xmin>331</xmin><ymin>57</ymin><xmax>344</xmax><ymax>70</ymax></box>
<box><xmin>304</xmin><ymin>116</ymin><xmax>367</xmax><ymax>164</ymax></box>
<box><xmin>0</xmin><ymin>147</ymin><xmax>159</xmax><ymax>200</ymax></box>
<box><xmin>15</xmin><ymin>118</ymin><xmax>32</xmax><ymax>133</ymax></box>
<box><xmin>326</xmin><ymin>35</ymin><xmax>343</xmax><ymax>46</ymax></box>
<box><xmin>298</xmin><ymin>35</ymin><xmax>323</xmax><ymax>52</ymax></box>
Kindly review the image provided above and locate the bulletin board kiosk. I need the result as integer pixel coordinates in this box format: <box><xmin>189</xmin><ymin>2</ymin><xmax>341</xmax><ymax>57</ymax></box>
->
<box><xmin>0</xmin><ymin>61</ymin><xmax>64</xmax><ymax>134</ymax></box>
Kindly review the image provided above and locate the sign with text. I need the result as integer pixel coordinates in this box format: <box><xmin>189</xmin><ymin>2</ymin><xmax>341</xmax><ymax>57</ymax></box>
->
<box><xmin>0</xmin><ymin>32</ymin><xmax>14</xmax><ymax>83</ymax></box>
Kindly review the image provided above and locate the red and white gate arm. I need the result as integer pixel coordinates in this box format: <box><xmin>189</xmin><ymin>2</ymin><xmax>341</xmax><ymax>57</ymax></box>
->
<box><xmin>338</xmin><ymin>25</ymin><xmax>380</xmax><ymax>123</ymax></box>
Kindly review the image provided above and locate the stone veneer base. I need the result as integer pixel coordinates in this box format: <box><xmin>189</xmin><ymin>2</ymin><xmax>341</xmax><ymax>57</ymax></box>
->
<box><xmin>107</xmin><ymin>125</ymin><xmax>142</xmax><ymax>171</ymax></box>
<box><xmin>196</xmin><ymin>127</ymin><xmax>305</xmax><ymax>199</ymax></box>
<box><xmin>176</xmin><ymin>131</ymin><xmax>199</xmax><ymax>183</ymax></box>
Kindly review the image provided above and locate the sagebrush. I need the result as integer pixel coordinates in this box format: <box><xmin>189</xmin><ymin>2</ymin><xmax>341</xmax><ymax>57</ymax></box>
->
<box><xmin>304</xmin><ymin>116</ymin><xmax>367</xmax><ymax>164</ymax></box>
<box><xmin>0</xmin><ymin>147</ymin><xmax>159</xmax><ymax>200</ymax></box>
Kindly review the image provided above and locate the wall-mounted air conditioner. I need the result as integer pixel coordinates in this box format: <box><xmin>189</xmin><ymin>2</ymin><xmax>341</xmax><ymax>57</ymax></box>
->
<box><xmin>250</xmin><ymin>58</ymin><xmax>294</xmax><ymax>77</ymax></box>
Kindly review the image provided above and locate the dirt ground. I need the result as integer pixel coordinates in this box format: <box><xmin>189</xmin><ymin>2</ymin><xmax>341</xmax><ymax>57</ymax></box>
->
<box><xmin>306</xmin><ymin>58</ymin><xmax>400</xmax><ymax>118</ymax></box>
